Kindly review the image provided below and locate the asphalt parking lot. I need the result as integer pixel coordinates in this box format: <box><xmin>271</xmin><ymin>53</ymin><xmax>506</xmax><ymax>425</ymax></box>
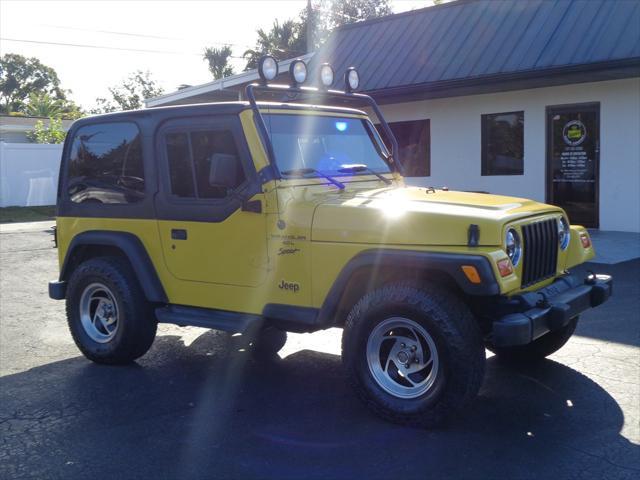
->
<box><xmin>1</xmin><ymin>223</ymin><xmax>638</xmax><ymax>480</ymax></box>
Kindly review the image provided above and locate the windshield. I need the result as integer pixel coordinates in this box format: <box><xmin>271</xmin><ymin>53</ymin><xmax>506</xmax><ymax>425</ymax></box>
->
<box><xmin>263</xmin><ymin>114</ymin><xmax>392</xmax><ymax>177</ymax></box>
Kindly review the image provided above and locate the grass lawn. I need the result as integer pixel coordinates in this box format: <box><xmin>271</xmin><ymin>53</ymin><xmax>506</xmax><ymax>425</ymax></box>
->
<box><xmin>0</xmin><ymin>206</ymin><xmax>56</xmax><ymax>224</ymax></box>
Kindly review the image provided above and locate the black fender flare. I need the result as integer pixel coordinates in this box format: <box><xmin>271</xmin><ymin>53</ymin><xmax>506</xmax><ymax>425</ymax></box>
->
<box><xmin>315</xmin><ymin>249</ymin><xmax>500</xmax><ymax>327</ymax></box>
<box><xmin>59</xmin><ymin>230</ymin><xmax>167</xmax><ymax>303</ymax></box>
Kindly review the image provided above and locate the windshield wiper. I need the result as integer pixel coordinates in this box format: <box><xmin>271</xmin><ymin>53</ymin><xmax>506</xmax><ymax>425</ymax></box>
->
<box><xmin>281</xmin><ymin>168</ymin><xmax>345</xmax><ymax>190</ymax></box>
<box><xmin>338</xmin><ymin>164</ymin><xmax>392</xmax><ymax>185</ymax></box>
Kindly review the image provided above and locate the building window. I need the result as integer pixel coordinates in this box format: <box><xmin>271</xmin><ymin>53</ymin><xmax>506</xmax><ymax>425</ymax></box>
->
<box><xmin>388</xmin><ymin>120</ymin><xmax>430</xmax><ymax>177</ymax></box>
<box><xmin>67</xmin><ymin>122</ymin><xmax>144</xmax><ymax>204</ymax></box>
<box><xmin>481</xmin><ymin>111</ymin><xmax>524</xmax><ymax>176</ymax></box>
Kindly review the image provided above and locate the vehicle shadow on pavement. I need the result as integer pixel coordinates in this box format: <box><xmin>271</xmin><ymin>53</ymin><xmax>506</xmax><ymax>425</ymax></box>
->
<box><xmin>569</xmin><ymin>259</ymin><xmax>640</xmax><ymax>347</ymax></box>
<box><xmin>1</xmin><ymin>330</ymin><xmax>638</xmax><ymax>480</ymax></box>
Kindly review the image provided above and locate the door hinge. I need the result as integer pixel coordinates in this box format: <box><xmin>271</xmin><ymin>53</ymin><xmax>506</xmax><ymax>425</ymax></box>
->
<box><xmin>242</xmin><ymin>199</ymin><xmax>262</xmax><ymax>214</ymax></box>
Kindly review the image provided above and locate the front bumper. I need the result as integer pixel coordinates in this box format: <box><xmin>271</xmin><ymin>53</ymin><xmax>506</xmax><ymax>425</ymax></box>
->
<box><xmin>492</xmin><ymin>273</ymin><xmax>612</xmax><ymax>347</ymax></box>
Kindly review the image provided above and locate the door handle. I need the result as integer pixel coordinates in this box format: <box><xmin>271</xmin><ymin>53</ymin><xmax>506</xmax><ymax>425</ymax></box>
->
<box><xmin>171</xmin><ymin>229</ymin><xmax>187</xmax><ymax>240</ymax></box>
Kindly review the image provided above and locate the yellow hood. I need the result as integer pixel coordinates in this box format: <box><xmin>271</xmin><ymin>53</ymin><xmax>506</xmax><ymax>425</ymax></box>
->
<box><xmin>309</xmin><ymin>185</ymin><xmax>562</xmax><ymax>246</ymax></box>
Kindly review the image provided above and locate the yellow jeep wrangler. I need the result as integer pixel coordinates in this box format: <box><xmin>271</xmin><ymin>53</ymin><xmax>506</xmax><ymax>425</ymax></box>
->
<box><xmin>49</xmin><ymin>57</ymin><xmax>612</xmax><ymax>427</ymax></box>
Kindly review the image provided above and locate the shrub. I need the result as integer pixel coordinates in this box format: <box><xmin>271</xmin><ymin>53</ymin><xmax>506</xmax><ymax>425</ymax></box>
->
<box><xmin>27</xmin><ymin>117</ymin><xmax>66</xmax><ymax>144</ymax></box>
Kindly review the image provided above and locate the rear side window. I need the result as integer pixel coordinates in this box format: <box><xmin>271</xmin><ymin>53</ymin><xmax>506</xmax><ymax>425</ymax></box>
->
<box><xmin>67</xmin><ymin>122</ymin><xmax>144</xmax><ymax>204</ymax></box>
<box><xmin>164</xmin><ymin>129</ymin><xmax>245</xmax><ymax>199</ymax></box>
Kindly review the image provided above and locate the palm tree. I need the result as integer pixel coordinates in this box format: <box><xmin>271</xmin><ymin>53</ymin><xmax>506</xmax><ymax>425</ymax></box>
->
<box><xmin>243</xmin><ymin>20</ymin><xmax>306</xmax><ymax>70</ymax></box>
<box><xmin>203</xmin><ymin>46</ymin><xmax>235</xmax><ymax>80</ymax></box>
<box><xmin>25</xmin><ymin>93</ymin><xmax>64</xmax><ymax>117</ymax></box>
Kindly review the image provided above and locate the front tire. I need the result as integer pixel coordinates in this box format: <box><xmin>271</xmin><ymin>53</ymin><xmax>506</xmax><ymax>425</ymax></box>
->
<box><xmin>66</xmin><ymin>256</ymin><xmax>157</xmax><ymax>364</ymax></box>
<box><xmin>342</xmin><ymin>282</ymin><xmax>485</xmax><ymax>428</ymax></box>
<box><xmin>488</xmin><ymin>316</ymin><xmax>578</xmax><ymax>363</ymax></box>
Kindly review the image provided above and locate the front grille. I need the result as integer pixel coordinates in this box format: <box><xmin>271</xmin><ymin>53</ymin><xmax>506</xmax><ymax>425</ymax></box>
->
<box><xmin>521</xmin><ymin>218</ymin><xmax>559</xmax><ymax>287</ymax></box>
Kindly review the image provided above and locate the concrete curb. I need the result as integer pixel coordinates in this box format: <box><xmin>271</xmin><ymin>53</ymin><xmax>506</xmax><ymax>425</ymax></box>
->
<box><xmin>0</xmin><ymin>220</ymin><xmax>56</xmax><ymax>233</ymax></box>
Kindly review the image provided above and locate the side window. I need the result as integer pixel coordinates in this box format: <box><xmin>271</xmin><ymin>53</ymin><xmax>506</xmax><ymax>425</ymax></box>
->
<box><xmin>67</xmin><ymin>122</ymin><xmax>144</xmax><ymax>204</ymax></box>
<box><xmin>389</xmin><ymin>120</ymin><xmax>430</xmax><ymax>177</ymax></box>
<box><xmin>166</xmin><ymin>132</ymin><xmax>195</xmax><ymax>198</ymax></box>
<box><xmin>165</xmin><ymin>128</ymin><xmax>245</xmax><ymax>200</ymax></box>
<box><xmin>377</xmin><ymin>120</ymin><xmax>431</xmax><ymax>177</ymax></box>
<box><xmin>191</xmin><ymin>130</ymin><xmax>244</xmax><ymax>198</ymax></box>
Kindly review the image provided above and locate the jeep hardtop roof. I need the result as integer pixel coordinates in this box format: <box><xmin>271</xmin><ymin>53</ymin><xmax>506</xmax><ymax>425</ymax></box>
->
<box><xmin>71</xmin><ymin>101</ymin><xmax>367</xmax><ymax>129</ymax></box>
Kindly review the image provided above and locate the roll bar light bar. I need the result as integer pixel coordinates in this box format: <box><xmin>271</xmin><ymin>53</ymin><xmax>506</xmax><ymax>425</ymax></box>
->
<box><xmin>245</xmin><ymin>57</ymin><xmax>403</xmax><ymax>178</ymax></box>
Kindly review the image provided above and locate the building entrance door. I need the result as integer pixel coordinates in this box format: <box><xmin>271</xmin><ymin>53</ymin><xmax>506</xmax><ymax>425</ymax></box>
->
<box><xmin>546</xmin><ymin>103</ymin><xmax>600</xmax><ymax>228</ymax></box>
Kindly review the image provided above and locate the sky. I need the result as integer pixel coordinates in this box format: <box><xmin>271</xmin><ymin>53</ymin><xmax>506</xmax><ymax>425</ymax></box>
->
<box><xmin>0</xmin><ymin>0</ymin><xmax>432</xmax><ymax>110</ymax></box>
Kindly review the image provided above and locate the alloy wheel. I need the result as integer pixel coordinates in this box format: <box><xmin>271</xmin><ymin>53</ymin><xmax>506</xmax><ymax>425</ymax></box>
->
<box><xmin>366</xmin><ymin>317</ymin><xmax>439</xmax><ymax>399</ymax></box>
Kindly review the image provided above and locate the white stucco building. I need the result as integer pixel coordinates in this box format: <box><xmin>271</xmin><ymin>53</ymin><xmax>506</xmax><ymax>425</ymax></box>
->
<box><xmin>380</xmin><ymin>78</ymin><xmax>640</xmax><ymax>232</ymax></box>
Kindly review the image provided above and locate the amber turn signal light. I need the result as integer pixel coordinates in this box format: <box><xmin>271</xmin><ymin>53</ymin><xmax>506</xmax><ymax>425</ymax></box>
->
<box><xmin>461</xmin><ymin>265</ymin><xmax>481</xmax><ymax>284</ymax></box>
<box><xmin>497</xmin><ymin>258</ymin><xmax>514</xmax><ymax>277</ymax></box>
<box><xmin>580</xmin><ymin>233</ymin><xmax>592</xmax><ymax>248</ymax></box>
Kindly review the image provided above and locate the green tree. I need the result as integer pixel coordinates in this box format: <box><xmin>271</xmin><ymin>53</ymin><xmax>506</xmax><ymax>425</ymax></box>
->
<box><xmin>203</xmin><ymin>46</ymin><xmax>235</xmax><ymax>80</ymax></box>
<box><xmin>298</xmin><ymin>0</ymin><xmax>392</xmax><ymax>52</ymax></box>
<box><xmin>242</xmin><ymin>0</ymin><xmax>393</xmax><ymax>70</ymax></box>
<box><xmin>0</xmin><ymin>53</ymin><xmax>67</xmax><ymax>114</ymax></box>
<box><xmin>60</xmin><ymin>101</ymin><xmax>84</xmax><ymax>120</ymax></box>
<box><xmin>25</xmin><ymin>93</ymin><xmax>83</xmax><ymax>119</ymax></box>
<box><xmin>92</xmin><ymin>70</ymin><xmax>164</xmax><ymax>113</ymax></box>
<box><xmin>326</xmin><ymin>0</ymin><xmax>392</xmax><ymax>29</ymax></box>
<box><xmin>297</xmin><ymin>0</ymin><xmax>327</xmax><ymax>53</ymax></box>
<box><xmin>243</xmin><ymin>20</ymin><xmax>307</xmax><ymax>70</ymax></box>
<box><xmin>25</xmin><ymin>93</ymin><xmax>63</xmax><ymax>117</ymax></box>
<box><xmin>27</xmin><ymin>117</ymin><xmax>66</xmax><ymax>144</ymax></box>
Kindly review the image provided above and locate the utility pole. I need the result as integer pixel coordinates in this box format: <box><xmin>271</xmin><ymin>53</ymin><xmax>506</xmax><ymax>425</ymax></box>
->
<box><xmin>306</xmin><ymin>0</ymin><xmax>312</xmax><ymax>54</ymax></box>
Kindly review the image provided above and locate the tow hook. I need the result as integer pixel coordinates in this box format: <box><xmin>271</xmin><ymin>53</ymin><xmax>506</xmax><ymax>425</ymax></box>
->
<box><xmin>536</xmin><ymin>292</ymin><xmax>551</xmax><ymax>308</ymax></box>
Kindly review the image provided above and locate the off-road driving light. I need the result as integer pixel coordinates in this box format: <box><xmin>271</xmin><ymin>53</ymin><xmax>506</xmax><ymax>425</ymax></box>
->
<box><xmin>289</xmin><ymin>59</ymin><xmax>307</xmax><ymax>85</ymax></box>
<box><xmin>258</xmin><ymin>55</ymin><xmax>278</xmax><ymax>83</ymax></box>
<box><xmin>319</xmin><ymin>63</ymin><xmax>334</xmax><ymax>88</ymax></box>
<box><xmin>345</xmin><ymin>67</ymin><xmax>359</xmax><ymax>92</ymax></box>
<box><xmin>505</xmin><ymin>228</ymin><xmax>522</xmax><ymax>266</ymax></box>
<box><xmin>558</xmin><ymin>217</ymin><xmax>570</xmax><ymax>250</ymax></box>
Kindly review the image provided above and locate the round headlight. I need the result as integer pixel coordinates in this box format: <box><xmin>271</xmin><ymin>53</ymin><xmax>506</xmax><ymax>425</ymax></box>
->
<box><xmin>319</xmin><ymin>63</ymin><xmax>334</xmax><ymax>88</ymax></box>
<box><xmin>258</xmin><ymin>55</ymin><xmax>278</xmax><ymax>82</ymax></box>
<box><xmin>345</xmin><ymin>67</ymin><xmax>359</xmax><ymax>91</ymax></box>
<box><xmin>505</xmin><ymin>228</ymin><xmax>522</xmax><ymax>266</ymax></box>
<box><xmin>558</xmin><ymin>217</ymin><xmax>570</xmax><ymax>250</ymax></box>
<box><xmin>289</xmin><ymin>59</ymin><xmax>307</xmax><ymax>85</ymax></box>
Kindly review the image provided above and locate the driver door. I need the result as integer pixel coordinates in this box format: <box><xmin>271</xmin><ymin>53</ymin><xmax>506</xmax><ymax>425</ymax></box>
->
<box><xmin>155</xmin><ymin>115</ymin><xmax>268</xmax><ymax>287</ymax></box>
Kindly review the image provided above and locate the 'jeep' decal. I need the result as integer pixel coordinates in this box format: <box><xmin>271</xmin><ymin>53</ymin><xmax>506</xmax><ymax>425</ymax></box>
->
<box><xmin>278</xmin><ymin>280</ymin><xmax>300</xmax><ymax>293</ymax></box>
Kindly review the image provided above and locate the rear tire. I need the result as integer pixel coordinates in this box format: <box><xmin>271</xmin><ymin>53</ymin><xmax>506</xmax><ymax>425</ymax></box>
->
<box><xmin>488</xmin><ymin>316</ymin><xmax>578</xmax><ymax>363</ymax></box>
<box><xmin>342</xmin><ymin>282</ymin><xmax>485</xmax><ymax>428</ymax></box>
<box><xmin>66</xmin><ymin>256</ymin><xmax>157</xmax><ymax>364</ymax></box>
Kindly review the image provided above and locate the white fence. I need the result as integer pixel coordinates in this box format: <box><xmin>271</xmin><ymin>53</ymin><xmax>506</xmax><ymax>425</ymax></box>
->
<box><xmin>0</xmin><ymin>142</ymin><xmax>63</xmax><ymax>207</ymax></box>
